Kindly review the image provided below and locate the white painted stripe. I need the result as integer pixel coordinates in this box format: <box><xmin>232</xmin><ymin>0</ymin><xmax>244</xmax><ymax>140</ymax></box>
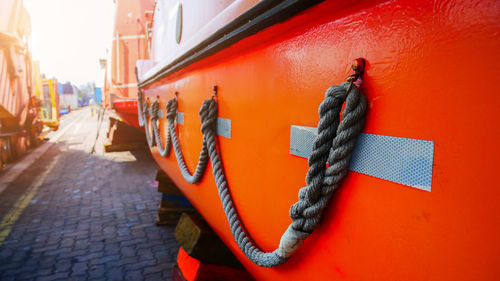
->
<box><xmin>116</xmin><ymin>33</ymin><xmax>120</xmax><ymax>83</ymax></box>
<box><xmin>112</xmin><ymin>34</ymin><xmax>146</xmax><ymax>41</ymax></box>
<box><xmin>113</xmin><ymin>83</ymin><xmax>137</xmax><ymax>89</ymax></box>
<box><xmin>0</xmin><ymin>154</ymin><xmax>61</xmax><ymax>245</ymax></box>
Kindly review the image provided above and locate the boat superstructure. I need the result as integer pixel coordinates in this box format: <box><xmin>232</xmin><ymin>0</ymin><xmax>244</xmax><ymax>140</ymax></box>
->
<box><xmin>105</xmin><ymin>0</ymin><xmax>154</xmax><ymax>128</ymax></box>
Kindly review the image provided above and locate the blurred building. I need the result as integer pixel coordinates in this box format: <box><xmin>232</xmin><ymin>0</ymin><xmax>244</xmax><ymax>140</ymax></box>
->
<box><xmin>58</xmin><ymin>82</ymin><xmax>78</xmax><ymax>110</ymax></box>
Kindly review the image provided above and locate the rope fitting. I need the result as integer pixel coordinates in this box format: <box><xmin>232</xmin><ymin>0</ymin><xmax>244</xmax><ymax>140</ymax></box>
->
<box><xmin>351</xmin><ymin>57</ymin><xmax>365</xmax><ymax>77</ymax></box>
<box><xmin>211</xmin><ymin>85</ymin><xmax>218</xmax><ymax>100</ymax></box>
<box><xmin>152</xmin><ymin>101</ymin><xmax>160</xmax><ymax>121</ymax></box>
<box><xmin>138</xmin><ymin>63</ymin><xmax>368</xmax><ymax>268</ymax></box>
<box><xmin>346</xmin><ymin>58</ymin><xmax>365</xmax><ymax>82</ymax></box>
<box><xmin>344</xmin><ymin>58</ymin><xmax>365</xmax><ymax>98</ymax></box>
<box><xmin>143</xmin><ymin>97</ymin><xmax>150</xmax><ymax>116</ymax></box>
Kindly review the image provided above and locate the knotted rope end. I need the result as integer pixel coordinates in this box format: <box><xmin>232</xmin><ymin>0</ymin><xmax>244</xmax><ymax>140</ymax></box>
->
<box><xmin>276</xmin><ymin>225</ymin><xmax>309</xmax><ymax>259</ymax></box>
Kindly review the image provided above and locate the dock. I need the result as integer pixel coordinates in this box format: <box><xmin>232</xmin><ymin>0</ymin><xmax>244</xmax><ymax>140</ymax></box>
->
<box><xmin>0</xmin><ymin>108</ymin><xmax>177</xmax><ymax>281</ymax></box>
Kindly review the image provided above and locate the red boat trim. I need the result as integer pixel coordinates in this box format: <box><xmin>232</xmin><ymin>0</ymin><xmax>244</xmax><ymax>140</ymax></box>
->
<box><xmin>176</xmin><ymin>247</ymin><xmax>200</xmax><ymax>281</ymax></box>
<box><xmin>138</xmin><ymin>0</ymin><xmax>323</xmax><ymax>87</ymax></box>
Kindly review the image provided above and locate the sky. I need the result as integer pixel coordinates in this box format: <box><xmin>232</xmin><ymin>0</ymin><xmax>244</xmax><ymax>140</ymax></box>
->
<box><xmin>24</xmin><ymin>0</ymin><xmax>116</xmax><ymax>87</ymax></box>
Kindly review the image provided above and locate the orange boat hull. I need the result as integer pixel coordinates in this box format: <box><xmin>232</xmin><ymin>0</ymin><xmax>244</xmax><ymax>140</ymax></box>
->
<box><xmin>140</xmin><ymin>0</ymin><xmax>500</xmax><ymax>280</ymax></box>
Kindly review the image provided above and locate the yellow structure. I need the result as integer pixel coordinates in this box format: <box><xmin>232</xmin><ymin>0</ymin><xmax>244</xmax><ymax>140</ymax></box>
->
<box><xmin>40</xmin><ymin>78</ymin><xmax>59</xmax><ymax>130</ymax></box>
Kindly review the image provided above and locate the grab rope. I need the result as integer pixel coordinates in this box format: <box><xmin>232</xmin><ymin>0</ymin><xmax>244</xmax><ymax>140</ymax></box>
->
<box><xmin>139</xmin><ymin>91</ymin><xmax>154</xmax><ymax>147</ymax></box>
<box><xmin>138</xmin><ymin>74</ymin><xmax>366</xmax><ymax>268</ymax></box>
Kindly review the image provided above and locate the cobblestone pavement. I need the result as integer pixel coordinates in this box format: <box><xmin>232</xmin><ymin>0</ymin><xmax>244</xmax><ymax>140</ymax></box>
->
<box><xmin>0</xmin><ymin>108</ymin><xmax>178</xmax><ymax>281</ymax></box>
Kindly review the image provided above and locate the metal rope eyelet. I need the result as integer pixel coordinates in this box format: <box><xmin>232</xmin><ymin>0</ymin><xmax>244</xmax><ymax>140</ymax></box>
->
<box><xmin>344</xmin><ymin>58</ymin><xmax>365</xmax><ymax>99</ymax></box>
<box><xmin>211</xmin><ymin>85</ymin><xmax>218</xmax><ymax>100</ymax></box>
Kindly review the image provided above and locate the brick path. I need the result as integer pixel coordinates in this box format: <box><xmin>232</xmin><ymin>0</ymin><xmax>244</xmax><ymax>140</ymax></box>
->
<box><xmin>0</xmin><ymin>108</ymin><xmax>177</xmax><ymax>281</ymax></box>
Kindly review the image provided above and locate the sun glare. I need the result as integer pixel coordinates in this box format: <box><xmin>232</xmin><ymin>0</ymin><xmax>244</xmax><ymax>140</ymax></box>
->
<box><xmin>23</xmin><ymin>0</ymin><xmax>115</xmax><ymax>86</ymax></box>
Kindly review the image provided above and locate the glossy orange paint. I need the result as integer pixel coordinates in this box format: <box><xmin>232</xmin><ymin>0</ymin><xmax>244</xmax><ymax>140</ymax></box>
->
<box><xmin>142</xmin><ymin>0</ymin><xmax>500</xmax><ymax>280</ymax></box>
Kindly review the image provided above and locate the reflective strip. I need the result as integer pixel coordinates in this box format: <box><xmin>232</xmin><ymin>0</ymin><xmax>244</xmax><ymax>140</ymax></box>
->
<box><xmin>177</xmin><ymin>112</ymin><xmax>184</xmax><ymax>125</ymax></box>
<box><xmin>217</xmin><ymin>118</ymin><xmax>231</xmax><ymax>139</ymax></box>
<box><xmin>290</xmin><ymin>125</ymin><xmax>434</xmax><ymax>191</ymax></box>
<box><xmin>145</xmin><ymin>107</ymin><xmax>162</xmax><ymax>118</ymax></box>
<box><xmin>163</xmin><ymin>113</ymin><xmax>231</xmax><ymax>139</ymax></box>
<box><xmin>290</xmin><ymin>126</ymin><xmax>317</xmax><ymax>159</ymax></box>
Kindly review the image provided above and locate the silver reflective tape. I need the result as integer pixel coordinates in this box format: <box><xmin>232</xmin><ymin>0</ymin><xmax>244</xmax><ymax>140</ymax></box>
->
<box><xmin>177</xmin><ymin>112</ymin><xmax>184</xmax><ymax>125</ymax></box>
<box><xmin>174</xmin><ymin>113</ymin><xmax>230</xmax><ymax>138</ymax></box>
<box><xmin>290</xmin><ymin>126</ymin><xmax>317</xmax><ymax>159</ymax></box>
<box><xmin>217</xmin><ymin>118</ymin><xmax>231</xmax><ymax>139</ymax></box>
<box><xmin>290</xmin><ymin>125</ymin><xmax>434</xmax><ymax>191</ymax></box>
<box><xmin>145</xmin><ymin>108</ymin><xmax>163</xmax><ymax>118</ymax></box>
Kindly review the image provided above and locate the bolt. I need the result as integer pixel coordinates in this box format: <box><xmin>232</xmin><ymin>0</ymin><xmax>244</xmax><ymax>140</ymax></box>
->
<box><xmin>352</xmin><ymin>58</ymin><xmax>365</xmax><ymax>74</ymax></box>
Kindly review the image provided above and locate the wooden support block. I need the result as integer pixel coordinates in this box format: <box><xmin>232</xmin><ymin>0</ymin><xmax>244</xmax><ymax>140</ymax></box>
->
<box><xmin>106</xmin><ymin>117</ymin><xmax>146</xmax><ymax>146</ymax></box>
<box><xmin>155</xmin><ymin>169</ymin><xmax>195</xmax><ymax>225</ymax></box>
<box><xmin>106</xmin><ymin>117</ymin><xmax>117</xmax><ymax>139</ymax></box>
<box><xmin>104</xmin><ymin>142</ymin><xmax>147</xmax><ymax>152</ymax></box>
<box><xmin>156</xmin><ymin>195</ymin><xmax>195</xmax><ymax>225</ymax></box>
<box><xmin>156</xmin><ymin>207</ymin><xmax>194</xmax><ymax>225</ymax></box>
<box><xmin>174</xmin><ymin>213</ymin><xmax>242</xmax><ymax>268</ymax></box>
<box><xmin>156</xmin><ymin>169</ymin><xmax>184</xmax><ymax>195</ymax></box>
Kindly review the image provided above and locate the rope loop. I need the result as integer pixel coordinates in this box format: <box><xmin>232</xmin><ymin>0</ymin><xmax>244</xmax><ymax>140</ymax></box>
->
<box><xmin>289</xmin><ymin>82</ymin><xmax>366</xmax><ymax>236</ymax></box>
<box><xmin>199</xmin><ymin>99</ymin><xmax>218</xmax><ymax>135</ymax></box>
<box><xmin>137</xmin><ymin>89</ymin><xmax>144</xmax><ymax>127</ymax></box>
<box><xmin>137</xmin><ymin>81</ymin><xmax>367</xmax><ymax>267</ymax></box>
<box><xmin>151</xmin><ymin>100</ymin><xmax>159</xmax><ymax>121</ymax></box>
<box><xmin>138</xmin><ymin>97</ymin><xmax>155</xmax><ymax>147</ymax></box>
<box><xmin>166</xmin><ymin>98</ymin><xmax>177</xmax><ymax>122</ymax></box>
